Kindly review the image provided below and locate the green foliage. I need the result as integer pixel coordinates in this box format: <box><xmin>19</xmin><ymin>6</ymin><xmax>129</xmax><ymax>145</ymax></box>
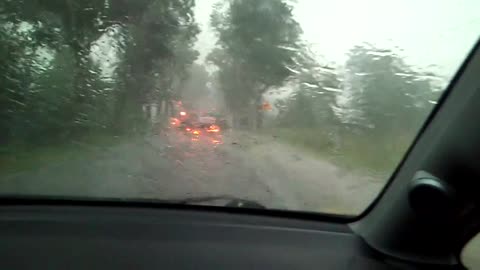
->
<box><xmin>116</xmin><ymin>0</ymin><xmax>199</xmax><ymax>115</ymax></box>
<box><xmin>266</xmin><ymin>127</ymin><xmax>408</xmax><ymax>176</ymax></box>
<box><xmin>345</xmin><ymin>44</ymin><xmax>436</xmax><ymax>135</ymax></box>
<box><xmin>209</xmin><ymin>0</ymin><xmax>302</xmax><ymax>124</ymax></box>
<box><xmin>20</xmin><ymin>47</ymin><xmax>76</xmax><ymax>142</ymax></box>
<box><xmin>0</xmin><ymin>0</ymin><xmax>199</xmax><ymax>146</ymax></box>
<box><xmin>273</xmin><ymin>43</ymin><xmax>441</xmax><ymax>175</ymax></box>
<box><xmin>276</xmin><ymin>46</ymin><xmax>343</xmax><ymax>130</ymax></box>
<box><xmin>222</xmin><ymin>0</ymin><xmax>302</xmax><ymax>88</ymax></box>
<box><xmin>279</xmin><ymin>91</ymin><xmax>316</xmax><ymax>128</ymax></box>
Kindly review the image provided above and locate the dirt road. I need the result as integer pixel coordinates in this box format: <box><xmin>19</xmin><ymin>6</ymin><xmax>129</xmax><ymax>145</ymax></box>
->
<box><xmin>0</xmin><ymin>128</ymin><xmax>385</xmax><ymax>215</ymax></box>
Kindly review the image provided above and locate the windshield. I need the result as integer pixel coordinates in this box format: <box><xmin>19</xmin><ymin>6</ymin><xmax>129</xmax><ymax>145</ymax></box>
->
<box><xmin>0</xmin><ymin>0</ymin><xmax>478</xmax><ymax>216</ymax></box>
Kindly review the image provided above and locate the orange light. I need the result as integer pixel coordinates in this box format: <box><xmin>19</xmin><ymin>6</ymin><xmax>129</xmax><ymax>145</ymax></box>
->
<box><xmin>207</xmin><ymin>125</ymin><xmax>220</xmax><ymax>133</ymax></box>
<box><xmin>180</xmin><ymin>111</ymin><xmax>187</xmax><ymax>116</ymax></box>
<box><xmin>192</xmin><ymin>130</ymin><xmax>200</xmax><ymax>135</ymax></box>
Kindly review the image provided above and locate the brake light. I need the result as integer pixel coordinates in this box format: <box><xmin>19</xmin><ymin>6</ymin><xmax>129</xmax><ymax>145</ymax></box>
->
<box><xmin>180</xmin><ymin>111</ymin><xmax>187</xmax><ymax>116</ymax></box>
<box><xmin>186</xmin><ymin>127</ymin><xmax>191</xmax><ymax>132</ymax></box>
<box><xmin>207</xmin><ymin>125</ymin><xmax>220</xmax><ymax>133</ymax></box>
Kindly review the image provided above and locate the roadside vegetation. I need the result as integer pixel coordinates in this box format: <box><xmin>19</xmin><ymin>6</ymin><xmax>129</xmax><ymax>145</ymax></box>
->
<box><xmin>260</xmin><ymin>128</ymin><xmax>412</xmax><ymax>178</ymax></box>
<box><xmin>0</xmin><ymin>0</ymin><xmax>199</xmax><ymax>171</ymax></box>
<box><xmin>207</xmin><ymin>0</ymin><xmax>443</xmax><ymax>177</ymax></box>
<box><xmin>1</xmin><ymin>0</ymin><xmax>199</xmax><ymax>141</ymax></box>
<box><xmin>0</xmin><ymin>133</ymin><xmax>130</xmax><ymax>174</ymax></box>
<box><xmin>261</xmin><ymin>43</ymin><xmax>441</xmax><ymax>176</ymax></box>
<box><xmin>1</xmin><ymin>0</ymin><xmax>444</xmax><ymax>179</ymax></box>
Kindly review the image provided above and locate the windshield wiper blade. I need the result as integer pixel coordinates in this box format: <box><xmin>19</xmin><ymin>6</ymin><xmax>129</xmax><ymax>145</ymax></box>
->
<box><xmin>174</xmin><ymin>195</ymin><xmax>266</xmax><ymax>209</ymax></box>
<box><xmin>0</xmin><ymin>194</ymin><xmax>266</xmax><ymax>209</ymax></box>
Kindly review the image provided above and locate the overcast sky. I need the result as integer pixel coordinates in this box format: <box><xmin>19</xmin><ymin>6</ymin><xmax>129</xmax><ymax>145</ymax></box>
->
<box><xmin>194</xmin><ymin>0</ymin><xmax>479</xmax><ymax>79</ymax></box>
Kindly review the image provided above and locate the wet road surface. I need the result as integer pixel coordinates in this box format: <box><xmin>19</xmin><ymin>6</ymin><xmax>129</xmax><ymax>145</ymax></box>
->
<box><xmin>0</xmin><ymin>127</ymin><xmax>385</xmax><ymax>215</ymax></box>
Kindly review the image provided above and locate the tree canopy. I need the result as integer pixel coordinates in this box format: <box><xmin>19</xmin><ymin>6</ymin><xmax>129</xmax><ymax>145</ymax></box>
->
<box><xmin>208</xmin><ymin>0</ymin><xmax>302</xmax><ymax>127</ymax></box>
<box><xmin>0</xmin><ymin>0</ymin><xmax>199</xmax><ymax>144</ymax></box>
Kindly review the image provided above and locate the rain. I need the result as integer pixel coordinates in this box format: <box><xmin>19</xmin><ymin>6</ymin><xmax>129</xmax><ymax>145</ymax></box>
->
<box><xmin>0</xmin><ymin>0</ymin><xmax>478</xmax><ymax>217</ymax></box>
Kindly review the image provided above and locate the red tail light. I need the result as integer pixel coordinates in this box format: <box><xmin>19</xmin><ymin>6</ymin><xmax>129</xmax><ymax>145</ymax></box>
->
<box><xmin>186</xmin><ymin>127</ymin><xmax>192</xmax><ymax>132</ymax></box>
<box><xmin>207</xmin><ymin>125</ymin><xmax>220</xmax><ymax>133</ymax></box>
<box><xmin>180</xmin><ymin>111</ymin><xmax>187</xmax><ymax>116</ymax></box>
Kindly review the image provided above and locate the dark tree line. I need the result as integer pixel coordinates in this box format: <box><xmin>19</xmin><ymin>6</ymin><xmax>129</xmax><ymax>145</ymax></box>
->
<box><xmin>0</xmin><ymin>0</ymin><xmax>199</xmax><ymax>146</ymax></box>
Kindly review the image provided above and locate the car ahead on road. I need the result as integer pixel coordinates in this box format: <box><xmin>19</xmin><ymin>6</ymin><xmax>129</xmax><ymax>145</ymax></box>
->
<box><xmin>170</xmin><ymin>110</ymin><xmax>223</xmax><ymax>144</ymax></box>
<box><xmin>189</xmin><ymin>124</ymin><xmax>223</xmax><ymax>144</ymax></box>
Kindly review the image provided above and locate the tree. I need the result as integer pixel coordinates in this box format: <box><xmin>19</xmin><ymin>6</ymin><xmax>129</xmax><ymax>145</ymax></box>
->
<box><xmin>277</xmin><ymin>67</ymin><xmax>342</xmax><ymax>129</ymax></box>
<box><xmin>209</xmin><ymin>0</ymin><xmax>302</xmax><ymax>128</ymax></box>
<box><xmin>295</xmin><ymin>52</ymin><xmax>342</xmax><ymax>127</ymax></box>
<box><xmin>274</xmin><ymin>43</ymin><xmax>344</xmax><ymax>140</ymax></box>
<box><xmin>207</xmin><ymin>48</ymin><xmax>253</xmax><ymax>124</ymax></box>
<box><xmin>278</xmin><ymin>90</ymin><xmax>315</xmax><ymax>128</ymax></box>
<box><xmin>16</xmin><ymin>1</ymin><xmax>111</xmax><ymax>131</ymax></box>
<box><xmin>0</xmin><ymin>2</ymin><xmax>64</xmax><ymax>143</ymax></box>
<box><xmin>18</xmin><ymin>47</ymin><xmax>76</xmax><ymax>143</ymax></box>
<box><xmin>344</xmin><ymin>44</ymin><xmax>436</xmax><ymax>136</ymax></box>
<box><xmin>113</xmin><ymin>0</ymin><xmax>199</xmax><ymax>130</ymax></box>
<box><xmin>0</xmin><ymin>0</ymin><xmax>200</xmax><ymax>145</ymax></box>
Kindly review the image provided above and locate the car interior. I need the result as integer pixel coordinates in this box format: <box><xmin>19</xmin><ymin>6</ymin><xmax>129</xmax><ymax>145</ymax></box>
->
<box><xmin>0</xmin><ymin>35</ymin><xmax>478</xmax><ymax>270</ymax></box>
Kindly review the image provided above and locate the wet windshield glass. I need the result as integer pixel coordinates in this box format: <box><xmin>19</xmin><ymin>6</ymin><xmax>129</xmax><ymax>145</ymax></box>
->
<box><xmin>0</xmin><ymin>0</ymin><xmax>478</xmax><ymax>215</ymax></box>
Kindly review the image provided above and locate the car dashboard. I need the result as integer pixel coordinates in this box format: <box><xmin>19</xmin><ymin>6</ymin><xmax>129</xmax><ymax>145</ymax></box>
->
<box><xmin>0</xmin><ymin>204</ymin><xmax>449</xmax><ymax>269</ymax></box>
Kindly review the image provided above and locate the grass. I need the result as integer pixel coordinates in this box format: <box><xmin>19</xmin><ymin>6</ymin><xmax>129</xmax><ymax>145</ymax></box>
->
<box><xmin>0</xmin><ymin>133</ymin><xmax>127</xmax><ymax>175</ymax></box>
<box><xmin>260</xmin><ymin>127</ymin><xmax>412</xmax><ymax>177</ymax></box>
<box><xmin>1</xmin><ymin>125</ymin><xmax>412</xmax><ymax>180</ymax></box>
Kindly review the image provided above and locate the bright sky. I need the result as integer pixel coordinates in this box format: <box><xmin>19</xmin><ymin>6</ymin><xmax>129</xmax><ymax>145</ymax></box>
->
<box><xmin>194</xmin><ymin>0</ymin><xmax>479</xmax><ymax>78</ymax></box>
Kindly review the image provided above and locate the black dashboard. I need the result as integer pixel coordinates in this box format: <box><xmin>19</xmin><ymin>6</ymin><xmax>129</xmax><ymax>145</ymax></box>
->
<box><xmin>0</xmin><ymin>204</ymin><xmax>442</xmax><ymax>269</ymax></box>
